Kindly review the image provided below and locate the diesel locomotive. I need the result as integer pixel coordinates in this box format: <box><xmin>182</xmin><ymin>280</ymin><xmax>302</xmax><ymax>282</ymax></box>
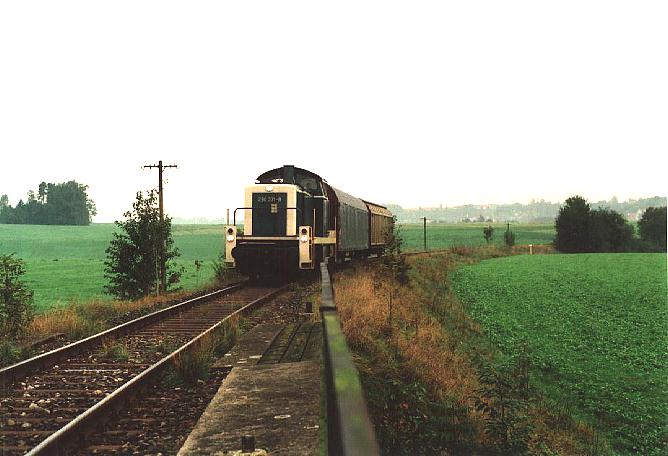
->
<box><xmin>225</xmin><ymin>165</ymin><xmax>393</xmax><ymax>277</ymax></box>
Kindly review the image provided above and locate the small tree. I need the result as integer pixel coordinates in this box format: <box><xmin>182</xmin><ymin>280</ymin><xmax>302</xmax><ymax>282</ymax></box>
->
<box><xmin>104</xmin><ymin>190</ymin><xmax>183</xmax><ymax>300</ymax></box>
<box><xmin>638</xmin><ymin>206</ymin><xmax>667</xmax><ymax>251</ymax></box>
<box><xmin>483</xmin><ymin>225</ymin><xmax>494</xmax><ymax>244</ymax></box>
<box><xmin>381</xmin><ymin>220</ymin><xmax>410</xmax><ymax>286</ymax></box>
<box><xmin>378</xmin><ymin>220</ymin><xmax>410</xmax><ymax>333</ymax></box>
<box><xmin>590</xmin><ymin>208</ymin><xmax>634</xmax><ymax>252</ymax></box>
<box><xmin>504</xmin><ymin>224</ymin><xmax>515</xmax><ymax>247</ymax></box>
<box><xmin>0</xmin><ymin>254</ymin><xmax>34</xmax><ymax>339</ymax></box>
<box><xmin>555</xmin><ymin>195</ymin><xmax>636</xmax><ymax>253</ymax></box>
<box><xmin>554</xmin><ymin>196</ymin><xmax>592</xmax><ymax>253</ymax></box>
<box><xmin>0</xmin><ymin>194</ymin><xmax>10</xmax><ymax>223</ymax></box>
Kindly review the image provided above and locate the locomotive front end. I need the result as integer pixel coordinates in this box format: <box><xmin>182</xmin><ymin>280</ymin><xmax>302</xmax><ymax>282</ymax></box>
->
<box><xmin>226</xmin><ymin>165</ymin><xmax>335</xmax><ymax>278</ymax></box>
<box><xmin>227</xmin><ymin>182</ymin><xmax>302</xmax><ymax>277</ymax></box>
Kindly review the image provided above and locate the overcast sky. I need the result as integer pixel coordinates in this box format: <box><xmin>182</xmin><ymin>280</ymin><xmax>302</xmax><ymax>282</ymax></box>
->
<box><xmin>1</xmin><ymin>1</ymin><xmax>666</xmax><ymax>222</ymax></box>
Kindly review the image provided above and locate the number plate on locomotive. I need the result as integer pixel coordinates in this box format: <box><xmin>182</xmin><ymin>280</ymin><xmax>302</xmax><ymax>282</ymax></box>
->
<box><xmin>255</xmin><ymin>194</ymin><xmax>284</xmax><ymax>204</ymax></box>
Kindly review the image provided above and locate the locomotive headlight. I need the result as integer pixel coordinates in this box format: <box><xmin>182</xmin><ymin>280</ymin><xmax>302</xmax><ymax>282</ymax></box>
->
<box><xmin>224</xmin><ymin>225</ymin><xmax>237</xmax><ymax>268</ymax></box>
<box><xmin>300</xmin><ymin>235</ymin><xmax>308</xmax><ymax>243</ymax></box>
<box><xmin>265</xmin><ymin>185</ymin><xmax>274</xmax><ymax>192</ymax></box>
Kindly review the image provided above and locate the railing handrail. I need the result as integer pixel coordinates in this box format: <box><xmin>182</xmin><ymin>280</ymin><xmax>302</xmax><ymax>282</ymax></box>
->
<box><xmin>321</xmin><ymin>261</ymin><xmax>380</xmax><ymax>456</ymax></box>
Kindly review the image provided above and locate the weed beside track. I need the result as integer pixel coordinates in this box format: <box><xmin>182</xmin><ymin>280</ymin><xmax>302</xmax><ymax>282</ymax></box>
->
<box><xmin>334</xmin><ymin>247</ymin><xmax>614</xmax><ymax>455</ymax></box>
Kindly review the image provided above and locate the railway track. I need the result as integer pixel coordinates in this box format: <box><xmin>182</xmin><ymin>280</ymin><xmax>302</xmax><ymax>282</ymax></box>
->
<box><xmin>0</xmin><ymin>283</ymin><xmax>287</xmax><ymax>455</ymax></box>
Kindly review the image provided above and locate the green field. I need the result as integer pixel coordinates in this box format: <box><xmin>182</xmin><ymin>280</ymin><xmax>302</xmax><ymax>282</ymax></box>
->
<box><xmin>452</xmin><ymin>253</ymin><xmax>668</xmax><ymax>454</ymax></box>
<box><xmin>399</xmin><ymin>222</ymin><xmax>554</xmax><ymax>251</ymax></box>
<box><xmin>0</xmin><ymin>222</ymin><xmax>553</xmax><ymax>312</ymax></box>
<box><xmin>0</xmin><ymin>224</ymin><xmax>225</xmax><ymax>311</ymax></box>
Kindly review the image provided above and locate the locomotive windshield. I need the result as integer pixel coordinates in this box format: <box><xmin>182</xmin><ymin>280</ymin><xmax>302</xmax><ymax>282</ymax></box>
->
<box><xmin>256</xmin><ymin>166</ymin><xmax>324</xmax><ymax>196</ymax></box>
<box><xmin>297</xmin><ymin>176</ymin><xmax>319</xmax><ymax>194</ymax></box>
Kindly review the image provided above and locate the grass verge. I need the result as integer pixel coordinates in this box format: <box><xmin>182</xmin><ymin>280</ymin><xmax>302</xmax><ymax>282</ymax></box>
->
<box><xmin>453</xmin><ymin>253</ymin><xmax>667</xmax><ymax>455</ymax></box>
<box><xmin>334</xmin><ymin>246</ymin><xmax>606</xmax><ymax>455</ymax></box>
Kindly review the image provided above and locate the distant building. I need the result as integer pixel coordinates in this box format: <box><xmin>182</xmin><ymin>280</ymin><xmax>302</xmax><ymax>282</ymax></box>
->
<box><xmin>627</xmin><ymin>209</ymin><xmax>645</xmax><ymax>222</ymax></box>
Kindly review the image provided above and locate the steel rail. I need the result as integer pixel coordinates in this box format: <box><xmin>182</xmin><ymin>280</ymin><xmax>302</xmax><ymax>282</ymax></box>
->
<box><xmin>0</xmin><ymin>283</ymin><xmax>245</xmax><ymax>389</ymax></box>
<box><xmin>25</xmin><ymin>284</ymin><xmax>289</xmax><ymax>456</ymax></box>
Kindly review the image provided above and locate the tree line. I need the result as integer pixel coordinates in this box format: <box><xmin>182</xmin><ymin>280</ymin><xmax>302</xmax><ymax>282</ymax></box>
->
<box><xmin>0</xmin><ymin>181</ymin><xmax>97</xmax><ymax>225</ymax></box>
<box><xmin>388</xmin><ymin>196</ymin><xmax>666</xmax><ymax>224</ymax></box>
<box><xmin>555</xmin><ymin>196</ymin><xmax>666</xmax><ymax>253</ymax></box>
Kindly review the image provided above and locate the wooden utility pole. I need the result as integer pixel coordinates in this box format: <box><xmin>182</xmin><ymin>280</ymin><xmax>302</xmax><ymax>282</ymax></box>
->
<box><xmin>423</xmin><ymin>217</ymin><xmax>427</xmax><ymax>251</ymax></box>
<box><xmin>143</xmin><ymin>160</ymin><xmax>178</xmax><ymax>293</ymax></box>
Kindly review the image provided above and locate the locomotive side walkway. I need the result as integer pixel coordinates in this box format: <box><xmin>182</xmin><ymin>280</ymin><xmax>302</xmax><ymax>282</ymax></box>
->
<box><xmin>177</xmin><ymin>322</ymin><xmax>321</xmax><ymax>455</ymax></box>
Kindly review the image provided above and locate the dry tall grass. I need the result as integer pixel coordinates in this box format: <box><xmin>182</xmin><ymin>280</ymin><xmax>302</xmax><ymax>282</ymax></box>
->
<box><xmin>334</xmin><ymin>248</ymin><xmax>601</xmax><ymax>455</ymax></box>
<box><xmin>28</xmin><ymin>290</ymin><xmax>194</xmax><ymax>341</ymax></box>
<box><xmin>337</xmin><ymin>270</ymin><xmax>481</xmax><ymax>403</ymax></box>
<box><xmin>335</xmin><ymin>259</ymin><xmax>488</xmax><ymax>451</ymax></box>
<box><xmin>171</xmin><ymin>315</ymin><xmax>239</xmax><ymax>385</ymax></box>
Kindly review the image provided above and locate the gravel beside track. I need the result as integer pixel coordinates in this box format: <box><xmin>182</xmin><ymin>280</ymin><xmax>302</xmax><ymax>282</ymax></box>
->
<box><xmin>71</xmin><ymin>284</ymin><xmax>315</xmax><ymax>455</ymax></box>
<box><xmin>5</xmin><ymin>287</ymin><xmax>234</xmax><ymax>369</ymax></box>
<box><xmin>0</xmin><ymin>285</ymin><xmax>280</xmax><ymax>455</ymax></box>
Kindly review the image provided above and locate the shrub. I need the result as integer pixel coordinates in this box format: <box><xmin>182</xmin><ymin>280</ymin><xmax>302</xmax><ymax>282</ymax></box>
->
<box><xmin>475</xmin><ymin>343</ymin><xmax>533</xmax><ymax>454</ymax></box>
<box><xmin>380</xmin><ymin>220</ymin><xmax>411</xmax><ymax>286</ymax></box>
<box><xmin>212</xmin><ymin>253</ymin><xmax>242</xmax><ymax>285</ymax></box>
<box><xmin>104</xmin><ymin>190</ymin><xmax>183</xmax><ymax>299</ymax></box>
<box><xmin>484</xmin><ymin>225</ymin><xmax>494</xmax><ymax>244</ymax></box>
<box><xmin>555</xmin><ymin>196</ymin><xmax>634</xmax><ymax>253</ymax></box>
<box><xmin>0</xmin><ymin>340</ymin><xmax>32</xmax><ymax>368</ymax></box>
<box><xmin>363</xmin><ymin>375</ymin><xmax>476</xmax><ymax>455</ymax></box>
<box><xmin>0</xmin><ymin>254</ymin><xmax>35</xmax><ymax>339</ymax></box>
<box><xmin>554</xmin><ymin>196</ymin><xmax>592</xmax><ymax>253</ymax></box>
<box><xmin>0</xmin><ymin>340</ymin><xmax>21</xmax><ymax>366</ymax></box>
<box><xmin>504</xmin><ymin>226</ymin><xmax>516</xmax><ymax>248</ymax></box>
<box><xmin>638</xmin><ymin>206</ymin><xmax>667</xmax><ymax>251</ymax></box>
<box><xmin>589</xmin><ymin>208</ymin><xmax>634</xmax><ymax>252</ymax></box>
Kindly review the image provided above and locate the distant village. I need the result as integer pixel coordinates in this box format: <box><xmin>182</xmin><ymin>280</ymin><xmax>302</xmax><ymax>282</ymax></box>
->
<box><xmin>167</xmin><ymin>196</ymin><xmax>667</xmax><ymax>225</ymax></box>
<box><xmin>387</xmin><ymin>196</ymin><xmax>667</xmax><ymax>224</ymax></box>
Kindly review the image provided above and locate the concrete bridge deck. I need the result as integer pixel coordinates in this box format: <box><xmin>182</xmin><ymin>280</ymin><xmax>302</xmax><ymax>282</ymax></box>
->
<box><xmin>177</xmin><ymin>322</ymin><xmax>321</xmax><ymax>455</ymax></box>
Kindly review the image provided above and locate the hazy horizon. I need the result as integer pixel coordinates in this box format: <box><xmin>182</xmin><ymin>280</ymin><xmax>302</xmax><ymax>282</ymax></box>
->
<box><xmin>1</xmin><ymin>180</ymin><xmax>666</xmax><ymax>223</ymax></box>
<box><xmin>1</xmin><ymin>194</ymin><xmax>651</xmax><ymax>224</ymax></box>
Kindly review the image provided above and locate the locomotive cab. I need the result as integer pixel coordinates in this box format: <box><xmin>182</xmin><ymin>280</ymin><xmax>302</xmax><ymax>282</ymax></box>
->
<box><xmin>226</xmin><ymin>165</ymin><xmax>392</xmax><ymax>279</ymax></box>
<box><xmin>226</xmin><ymin>165</ymin><xmax>335</xmax><ymax>277</ymax></box>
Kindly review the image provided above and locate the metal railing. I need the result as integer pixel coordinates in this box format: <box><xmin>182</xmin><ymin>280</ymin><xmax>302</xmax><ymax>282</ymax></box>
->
<box><xmin>320</xmin><ymin>261</ymin><xmax>380</xmax><ymax>456</ymax></box>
